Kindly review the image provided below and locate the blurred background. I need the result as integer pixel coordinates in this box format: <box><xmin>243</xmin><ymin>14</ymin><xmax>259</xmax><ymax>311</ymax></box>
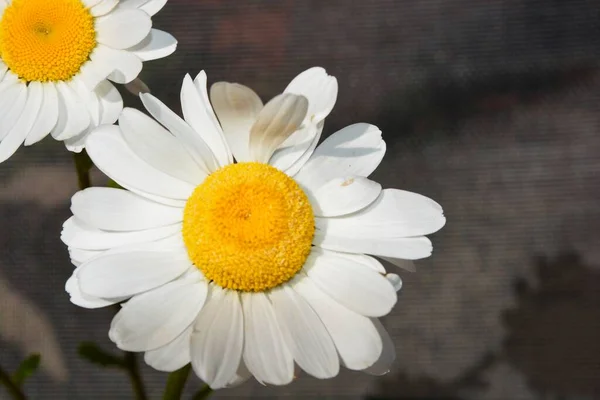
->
<box><xmin>1</xmin><ymin>0</ymin><xmax>600</xmax><ymax>398</ymax></box>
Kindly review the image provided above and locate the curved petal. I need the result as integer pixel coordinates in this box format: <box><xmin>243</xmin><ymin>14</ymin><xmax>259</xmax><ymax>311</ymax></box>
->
<box><xmin>269</xmin><ymin>122</ymin><xmax>319</xmax><ymax>174</ymax></box>
<box><xmin>308</xmin><ymin>176</ymin><xmax>381</xmax><ymax>217</ymax></box>
<box><xmin>96</xmin><ymin>80</ymin><xmax>123</xmax><ymax>125</ymax></box>
<box><xmin>139</xmin><ymin>0</ymin><xmax>167</xmax><ymax>15</ymax></box>
<box><xmin>285</xmin><ymin>67</ymin><xmax>338</xmax><ymax>124</ymax></box>
<box><xmin>249</xmin><ymin>93</ymin><xmax>308</xmax><ymax>163</ymax></box>
<box><xmin>90</xmin><ymin>45</ymin><xmax>143</xmax><ymax>84</ymax></box>
<box><xmin>303</xmin><ymin>249</ymin><xmax>396</xmax><ymax>317</ymax></box>
<box><xmin>269</xmin><ymin>284</ymin><xmax>339</xmax><ymax>379</ymax></box>
<box><xmin>190</xmin><ymin>287</ymin><xmax>244</xmax><ymax>389</ymax></box>
<box><xmin>61</xmin><ymin>216</ymin><xmax>182</xmax><ymax>250</ymax></box>
<box><xmin>0</xmin><ymin>82</ymin><xmax>42</xmax><ymax>163</ymax></box>
<box><xmin>144</xmin><ymin>326</ymin><xmax>192</xmax><ymax>372</ymax></box>
<box><xmin>385</xmin><ymin>274</ymin><xmax>403</xmax><ymax>292</ymax></box>
<box><xmin>24</xmin><ymin>82</ymin><xmax>59</xmax><ymax>146</ymax></box>
<box><xmin>181</xmin><ymin>73</ymin><xmax>231</xmax><ymax>166</ymax></box>
<box><xmin>71</xmin><ymin>187</ymin><xmax>183</xmax><ymax>231</ymax></box>
<box><xmin>128</xmin><ymin>29</ymin><xmax>177</xmax><ymax>61</ymax></box>
<box><xmin>293</xmin><ymin>276</ymin><xmax>382</xmax><ymax>371</ymax></box>
<box><xmin>78</xmin><ymin>247</ymin><xmax>192</xmax><ymax>298</ymax></box>
<box><xmin>110</xmin><ymin>276</ymin><xmax>207</xmax><ymax>351</ymax></box>
<box><xmin>241</xmin><ymin>292</ymin><xmax>294</xmax><ymax>385</ymax></box>
<box><xmin>95</xmin><ymin>8</ymin><xmax>152</xmax><ymax>49</ymax></box>
<box><xmin>66</xmin><ymin>274</ymin><xmax>126</xmax><ymax>309</ymax></box>
<box><xmin>50</xmin><ymin>81</ymin><xmax>91</xmax><ymax>141</ymax></box>
<box><xmin>119</xmin><ymin>108</ymin><xmax>205</xmax><ymax>185</ymax></box>
<box><xmin>210</xmin><ymin>81</ymin><xmax>262</xmax><ymax>162</ymax></box>
<box><xmin>294</xmin><ymin>123</ymin><xmax>386</xmax><ymax>191</ymax></box>
<box><xmin>140</xmin><ymin>93</ymin><xmax>218</xmax><ymax>174</ymax></box>
<box><xmin>86</xmin><ymin>125</ymin><xmax>195</xmax><ymax>200</ymax></box>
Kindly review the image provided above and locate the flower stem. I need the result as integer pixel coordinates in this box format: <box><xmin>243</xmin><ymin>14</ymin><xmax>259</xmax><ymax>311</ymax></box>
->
<box><xmin>0</xmin><ymin>366</ymin><xmax>26</xmax><ymax>400</ymax></box>
<box><xmin>163</xmin><ymin>364</ymin><xmax>191</xmax><ymax>400</ymax></box>
<box><xmin>191</xmin><ymin>384</ymin><xmax>213</xmax><ymax>400</ymax></box>
<box><xmin>123</xmin><ymin>352</ymin><xmax>147</xmax><ymax>400</ymax></box>
<box><xmin>72</xmin><ymin>150</ymin><xmax>93</xmax><ymax>190</ymax></box>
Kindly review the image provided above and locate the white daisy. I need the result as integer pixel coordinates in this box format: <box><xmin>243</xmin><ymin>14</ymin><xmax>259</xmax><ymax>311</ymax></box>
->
<box><xmin>0</xmin><ymin>0</ymin><xmax>176</xmax><ymax>162</ymax></box>
<box><xmin>62</xmin><ymin>67</ymin><xmax>446</xmax><ymax>388</ymax></box>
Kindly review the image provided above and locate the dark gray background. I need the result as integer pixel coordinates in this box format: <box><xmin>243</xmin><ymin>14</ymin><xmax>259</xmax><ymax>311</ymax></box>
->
<box><xmin>1</xmin><ymin>0</ymin><xmax>600</xmax><ymax>398</ymax></box>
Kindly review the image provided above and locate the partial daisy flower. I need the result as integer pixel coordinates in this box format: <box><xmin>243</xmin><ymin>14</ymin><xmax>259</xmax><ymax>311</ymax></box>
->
<box><xmin>0</xmin><ymin>0</ymin><xmax>176</xmax><ymax>162</ymax></box>
<box><xmin>62</xmin><ymin>67</ymin><xmax>446</xmax><ymax>388</ymax></box>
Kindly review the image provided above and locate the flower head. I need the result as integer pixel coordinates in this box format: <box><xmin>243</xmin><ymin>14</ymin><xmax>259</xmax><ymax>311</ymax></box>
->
<box><xmin>62</xmin><ymin>67</ymin><xmax>446</xmax><ymax>388</ymax></box>
<box><xmin>0</xmin><ymin>0</ymin><xmax>176</xmax><ymax>162</ymax></box>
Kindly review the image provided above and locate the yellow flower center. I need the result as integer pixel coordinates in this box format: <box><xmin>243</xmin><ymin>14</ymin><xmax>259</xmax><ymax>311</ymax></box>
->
<box><xmin>183</xmin><ymin>162</ymin><xmax>315</xmax><ymax>292</ymax></box>
<box><xmin>0</xmin><ymin>0</ymin><xmax>96</xmax><ymax>82</ymax></box>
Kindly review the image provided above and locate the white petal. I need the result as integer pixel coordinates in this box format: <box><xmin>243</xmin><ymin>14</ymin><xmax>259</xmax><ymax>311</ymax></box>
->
<box><xmin>380</xmin><ymin>256</ymin><xmax>416</xmax><ymax>272</ymax></box>
<box><xmin>293</xmin><ymin>276</ymin><xmax>382</xmax><ymax>371</ymax></box>
<box><xmin>24</xmin><ymin>83</ymin><xmax>59</xmax><ymax>146</ymax></box>
<box><xmin>110</xmin><ymin>277</ymin><xmax>207</xmax><ymax>351</ymax></box>
<box><xmin>77</xmin><ymin>60</ymin><xmax>112</xmax><ymax>91</ymax></box>
<box><xmin>144</xmin><ymin>326</ymin><xmax>192</xmax><ymax>372</ymax></box>
<box><xmin>86</xmin><ymin>125</ymin><xmax>195</xmax><ymax>200</ymax></box>
<box><xmin>70</xmin><ymin>77</ymin><xmax>100</xmax><ymax>126</ymax></box>
<box><xmin>285</xmin><ymin>67</ymin><xmax>338</xmax><ymax>124</ymax></box>
<box><xmin>241</xmin><ymin>292</ymin><xmax>293</xmax><ymax>385</ymax></box>
<box><xmin>303</xmin><ymin>249</ymin><xmax>396</xmax><ymax>317</ymax></box>
<box><xmin>269</xmin><ymin>284</ymin><xmax>339</xmax><ymax>379</ymax></box>
<box><xmin>64</xmin><ymin>130</ymin><xmax>89</xmax><ymax>153</ymax></box>
<box><xmin>0</xmin><ymin>82</ymin><xmax>42</xmax><ymax>163</ymax></box>
<box><xmin>335</xmin><ymin>252</ymin><xmax>386</xmax><ymax>274</ymax></box>
<box><xmin>249</xmin><ymin>93</ymin><xmax>308</xmax><ymax>163</ymax></box>
<box><xmin>69</xmin><ymin>247</ymin><xmax>103</xmax><ymax>266</ymax></box>
<box><xmin>128</xmin><ymin>29</ymin><xmax>177</xmax><ymax>61</ymax></box>
<box><xmin>0</xmin><ymin>83</ymin><xmax>27</xmax><ymax>141</ymax></box>
<box><xmin>95</xmin><ymin>9</ymin><xmax>152</xmax><ymax>49</ymax></box>
<box><xmin>385</xmin><ymin>274</ymin><xmax>403</xmax><ymax>292</ymax></box>
<box><xmin>139</xmin><ymin>0</ymin><xmax>167</xmax><ymax>15</ymax></box>
<box><xmin>71</xmin><ymin>187</ymin><xmax>183</xmax><ymax>231</ymax></box>
<box><xmin>315</xmin><ymin>232</ymin><xmax>433</xmax><ymax>260</ymax></box>
<box><xmin>294</xmin><ymin>123</ymin><xmax>386</xmax><ymax>191</ymax></box>
<box><xmin>309</xmin><ymin>176</ymin><xmax>381</xmax><ymax>217</ymax></box>
<box><xmin>190</xmin><ymin>287</ymin><xmax>244</xmax><ymax>389</ymax></box>
<box><xmin>78</xmin><ymin>248</ymin><xmax>192</xmax><ymax>298</ymax></box>
<box><xmin>115</xmin><ymin>0</ymin><xmax>146</xmax><ymax>9</ymax></box>
<box><xmin>96</xmin><ymin>80</ymin><xmax>123</xmax><ymax>125</ymax></box>
<box><xmin>140</xmin><ymin>93</ymin><xmax>218</xmax><ymax>174</ymax></box>
<box><xmin>0</xmin><ymin>60</ymin><xmax>7</xmax><ymax>80</ymax></box>
<box><xmin>50</xmin><ymin>81</ymin><xmax>91</xmax><ymax>141</ymax></box>
<box><xmin>61</xmin><ymin>216</ymin><xmax>182</xmax><ymax>250</ymax></box>
<box><xmin>90</xmin><ymin>0</ymin><xmax>119</xmax><ymax>16</ymax></box>
<box><xmin>181</xmin><ymin>73</ymin><xmax>231</xmax><ymax>166</ymax></box>
<box><xmin>66</xmin><ymin>273</ymin><xmax>126</xmax><ymax>309</ymax></box>
<box><xmin>90</xmin><ymin>45</ymin><xmax>143</xmax><ymax>84</ymax></box>
<box><xmin>82</xmin><ymin>0</ymin><xmax>103</xmax><ymax>8</ymax></box>
<box><xmin>363</xmin><ymin>319</ymin><xmax>395</xmax><ymax>376</ymax></box>
<box><xmin>119</xmin><ymin>107</ymin><xmax>205</xmax><ymax>185</ymax></box>
<box><xmin>210</xmin><ymin>81</ymin><xmax>263</xmax><ymax>162</ymax></box>
<box><xmin>269</xmin><ymin>122</ymin><xmax>319</xmax><ymax>174</ymax></box>
<box><xmin>315</xmin><ymin>188</ymin><xmax>445</xmax><ymax>240</ymax></box>
<box><xmin>0</xmin><ymin>0</ymin><xmax>7</xmax><ymax>17</ymax></box>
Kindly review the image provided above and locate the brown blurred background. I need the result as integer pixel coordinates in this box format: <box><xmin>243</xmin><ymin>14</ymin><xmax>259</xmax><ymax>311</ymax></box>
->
<box><xmin>1</xmin><ymin>0</ymin><xmax>600</xmax><ymax>398</ymax></box>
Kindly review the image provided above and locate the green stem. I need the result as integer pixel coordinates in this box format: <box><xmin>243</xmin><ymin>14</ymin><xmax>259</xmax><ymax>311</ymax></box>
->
<box><xmin>73</xmin><ymin>150</ymin><xmax>93</xmax><ymax>190</ymax></box>
<box><xmin>191</xmin><ymin>384</ymin><xmax>213</xmax><ymax>400</ymax></box>
<box><xmin>123</xmin><ymin>352</ymin><xmax>147</xmax><ymax>400</ymax></box>
<box><xmin>163</xmin><ymin>364</ymin><xmax>191</xmax><ymax>400</ymax></box>
<box><xmin>0</xmin><ymin>366</ymin><xmax>26</xmax><ymax>400</ymax></box>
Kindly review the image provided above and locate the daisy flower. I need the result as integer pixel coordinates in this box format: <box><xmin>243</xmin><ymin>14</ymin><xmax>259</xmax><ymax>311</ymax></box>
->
<box><xmin>62</xmin><ymin>68</ymin><xmax>446</xmax><ymax>388</ymax></box>
<box><xmin>0</xmin><ymin>0</ymin><xmax>176</xmax><ymax>162</ymax></box>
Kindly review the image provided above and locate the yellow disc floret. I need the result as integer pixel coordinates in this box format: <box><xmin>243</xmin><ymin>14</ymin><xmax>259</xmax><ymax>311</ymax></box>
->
<box><xmin>0</xmin><ymin>0</ymin><xmax>96</xmax><ymax>82</ymax></box>
<box><xmin>183</xmin><ymin>162</ymin><xmax>315</xmax><ymax>292</ymax></box>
